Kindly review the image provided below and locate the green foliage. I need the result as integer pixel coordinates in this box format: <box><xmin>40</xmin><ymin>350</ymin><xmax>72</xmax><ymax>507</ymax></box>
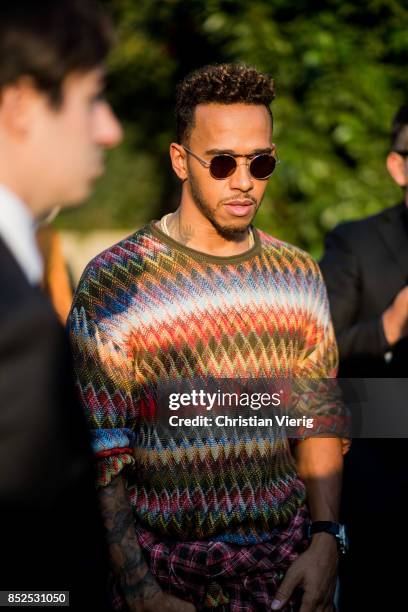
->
<box><xmin>58</xmin><ymin>0</ymin><xmax>408</xmax><ymax>256</ymax></box>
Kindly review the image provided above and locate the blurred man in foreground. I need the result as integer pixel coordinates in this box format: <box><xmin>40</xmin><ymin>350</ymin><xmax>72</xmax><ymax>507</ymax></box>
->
<box><xmin>69</xmin><ymin>63</ymin><xmax>348</xmax><ymax>611</ymax></box>
<box><xmin>0</xmin><ymin>0</ymin><xmax>122</xmax><ymax>606</ymax></box>
<box><xmin>320</xmin><ymin>105</ymin><xmax>408</xmax><ymax>610</ymax></box>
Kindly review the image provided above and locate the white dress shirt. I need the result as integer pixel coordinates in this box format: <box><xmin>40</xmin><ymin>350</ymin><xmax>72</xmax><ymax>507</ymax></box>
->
<box><xmin>0</xmin><ymin>184</ymin><xmax>43</xmax><ymax>285</ymax></box>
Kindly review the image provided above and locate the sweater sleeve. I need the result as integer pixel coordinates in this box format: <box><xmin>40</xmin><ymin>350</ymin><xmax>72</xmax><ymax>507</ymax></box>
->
<box><xmin>291</xmin><ymin>257</ymin><xmax>350</xmax><ymax>452</ymax></box>
<box><xmin>67</xmin><ymin>264</ymin><xmax>139</xmax><ymax>487</ymax></box>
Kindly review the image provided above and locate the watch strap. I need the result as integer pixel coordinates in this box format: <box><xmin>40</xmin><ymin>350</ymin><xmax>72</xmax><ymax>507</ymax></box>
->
<box><xmin>309</xmin><ymin>521</ymin><xmax>341</xmax><ymax>537</ymax></box>
<box><xmin>308</xmin><ymin>521</ymin><xmax>348</xmax><ymax>555</ymax></box>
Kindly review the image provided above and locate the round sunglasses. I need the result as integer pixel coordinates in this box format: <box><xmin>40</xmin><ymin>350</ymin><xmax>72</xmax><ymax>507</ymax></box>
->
<box><xmin>183</xmin><ymin>146</ymin><xmax>278</xmax><ymax>180</ymax></box>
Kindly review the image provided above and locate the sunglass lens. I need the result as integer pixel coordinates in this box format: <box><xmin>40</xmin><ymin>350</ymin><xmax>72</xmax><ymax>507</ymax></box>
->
<box><xmin>210</xmin><ymin>155</ymin><xmax>237</xmax><ymax>179</ymax></box>
<box><xmin>250</xmin><ymin>154</ymin><xmax>276</xmax><ymax>179</ymax></box>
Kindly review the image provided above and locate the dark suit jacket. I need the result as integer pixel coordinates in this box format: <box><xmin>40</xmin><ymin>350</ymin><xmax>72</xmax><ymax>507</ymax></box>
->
<box><xmin>320</xmin><ymin>204</ymin><xmax>408</xmax><ymax>608</ymax></box>
<box><xmin>319</xmin><ymin>203</ymin><xmax>408</xmax><ymax>504</ymax></box>
<box><xmin>320</xmin><ymin>202</ymin><xmax>408</xmax><ymax>378</ymax></box>
<box><xmin>0</xmin><ymin>238</ymin><xmax>109</xmax><ymax>608</ymax></box>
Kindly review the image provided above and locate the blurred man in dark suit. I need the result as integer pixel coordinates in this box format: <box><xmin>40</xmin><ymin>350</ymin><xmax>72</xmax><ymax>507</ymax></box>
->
<box><xmin>0</xmin><ymin>1</ymin><xmax>122</xmax><ymax>607</ymax></box>
<box><xmin>320</xmin><ymin>105</ymin><xmax>408</xmax><ymax>610</ymax></box>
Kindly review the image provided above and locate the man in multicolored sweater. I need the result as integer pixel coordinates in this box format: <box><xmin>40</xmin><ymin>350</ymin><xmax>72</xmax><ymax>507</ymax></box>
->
<box><xmin>68</xmin><ymin>64</ymin><xmax>348</xmax><ymax>612</ymax></box>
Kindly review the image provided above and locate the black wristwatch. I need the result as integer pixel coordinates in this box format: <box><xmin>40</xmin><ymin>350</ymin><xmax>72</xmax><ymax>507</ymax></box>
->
<box><xmin>308</xmin><ymin>521</ymin><xmax>349</xmax><ymax>555</ymax></box>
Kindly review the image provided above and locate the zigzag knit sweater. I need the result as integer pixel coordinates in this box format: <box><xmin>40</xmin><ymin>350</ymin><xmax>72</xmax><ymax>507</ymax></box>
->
<box><xmin>68</xmin><ymin>222</ymin><xmax>341</xmax><ymax>544</ymax></box>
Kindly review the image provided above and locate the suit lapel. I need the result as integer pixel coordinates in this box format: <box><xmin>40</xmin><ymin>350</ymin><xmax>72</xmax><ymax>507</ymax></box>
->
<box><xmin>377</xmin><ymin>203</ymin><xmax>408</xmax><ymax>284</ymax></box>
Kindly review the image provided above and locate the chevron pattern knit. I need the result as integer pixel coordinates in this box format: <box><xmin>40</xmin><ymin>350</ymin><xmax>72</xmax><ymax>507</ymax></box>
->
<box><xmin>68</xmin><ymin>222</ymin><xmax>341</xmax><ymax>544</ymax></box>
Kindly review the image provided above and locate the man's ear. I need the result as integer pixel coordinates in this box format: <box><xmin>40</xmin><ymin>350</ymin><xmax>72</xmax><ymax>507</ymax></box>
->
<box><xmin>386</xmin><ymin>151</ymin><xmax>408</xmax><ymax>187</ymax></box>
<box><xmin>0</xmin><ymin>78</ymin><xmax>41</xmax><ymax>137</ymax></box>
<box><xmin>169</xmin><ymin>142</ymin><xmax>188</xmax><ymax>181</ymax></box>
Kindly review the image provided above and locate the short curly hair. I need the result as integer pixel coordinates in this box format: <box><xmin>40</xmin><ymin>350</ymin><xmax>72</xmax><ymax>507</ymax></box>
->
<box><xmin>175</xmin><ymin>63</ymin><xmax>275</xmax><ymax>143</ymax></box>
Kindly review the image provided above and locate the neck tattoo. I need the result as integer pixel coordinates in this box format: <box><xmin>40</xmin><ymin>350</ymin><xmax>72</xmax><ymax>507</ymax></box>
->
<box><xmin>159</xmin><ymin>212</ymin><xmax>254</xmax><ymax>249</ymax></box>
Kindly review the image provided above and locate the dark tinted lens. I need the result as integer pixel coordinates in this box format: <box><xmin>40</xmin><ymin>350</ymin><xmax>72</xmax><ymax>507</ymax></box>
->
<box><xmin>210</xmin><ymin>155</ymin><xmax>237</xmax><ymax>179</ymax></box>
<box><xmin>250</xmin><ymin>154</ymin><xmax>276</xmax><ymax>179</ymax></box>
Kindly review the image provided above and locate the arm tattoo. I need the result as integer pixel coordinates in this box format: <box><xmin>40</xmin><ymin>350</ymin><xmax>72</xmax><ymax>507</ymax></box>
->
<box><xmin>99</xmin><ymin>475</ymin><xmax>161</xmax><ymax>604</ymax></box>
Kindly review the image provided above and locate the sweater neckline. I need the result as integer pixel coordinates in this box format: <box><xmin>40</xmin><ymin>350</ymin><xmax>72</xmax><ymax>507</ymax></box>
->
<box><xmin>149</xmin><ymin>220</ymin><xmax>262</xmax><ymax>265</ymax></box>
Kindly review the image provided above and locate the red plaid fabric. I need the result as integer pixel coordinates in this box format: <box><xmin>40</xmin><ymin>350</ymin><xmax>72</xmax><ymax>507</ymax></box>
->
<box><xmin>110</xmin><ymin>505</ymin><xmax>309</xmax><ymax>611</ymax></box>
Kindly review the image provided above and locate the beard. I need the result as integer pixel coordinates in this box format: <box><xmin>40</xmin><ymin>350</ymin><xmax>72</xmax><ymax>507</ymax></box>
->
<box><xmin>188</xmin><ymin>171</ymin><xmax>259</xmax><ymax>240</ymax></box>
